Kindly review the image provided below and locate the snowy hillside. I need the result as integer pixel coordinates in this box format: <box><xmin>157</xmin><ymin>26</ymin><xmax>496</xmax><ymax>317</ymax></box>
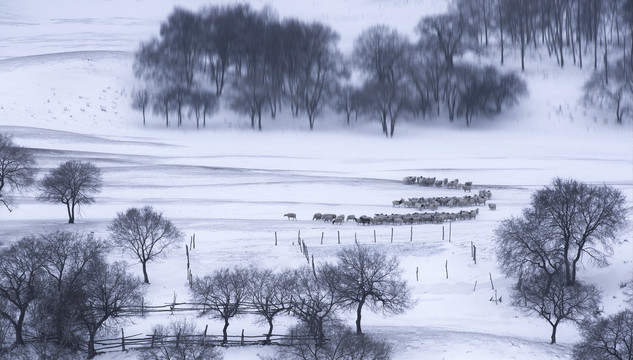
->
<box><xmin>0</xmin><ymin>1</ymin><xmax>632</xmax><ymax>360</ymax></box>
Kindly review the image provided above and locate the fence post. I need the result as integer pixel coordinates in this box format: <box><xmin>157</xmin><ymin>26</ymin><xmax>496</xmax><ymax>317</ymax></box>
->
<box><xmin>374</xmin><ymin>230</ymin><xmax>376</xmax><ymax>243</ymax></box>
<box><xmin>141</xmin><ymin>297</ymin><xmax>145</xmax><ymax>317</ymax></box>
<box><xmin>416</xmin><ymin>266</ymin><xmax>419</xmax><ymax>282</ymax></box>
<box><xmin>121</xmin><ymin>329</ymin><xmax>125</xmax><ymax>351</ymax></box>
<box><xmin>321</xmin><ymin>232</ymin><xmax>324</xmax><ymax>245</ymax></box>
<box><xmin>473</xmin><ymin>245</ymin><xmax>477</xmax><ymax>264</ymax></box>
<box><xmin>202</xmin><ymin>324</ymin><xmax>208</xmax><ymax>346</ymax></box>
<box><xmin>176</xmin><ymin>328</ymin><xmax>181</xmax><ymax>349</ymax></box>
<box><xmin>151</xmin><ymin>329</ymin><xmax>157</xmax><ymax>348</ymax></box>
<box><xmin>354</xmin><ymin>233</ymin><xmax>357</xmax><ymax>244</ymax></box>
<box><xmin>391</xmin><ymin>228</ymin><xmax>393</xmax><ymax>242</ymax></box>
<box><xmin>489</xmin><ymin>272</ymin><xmax>495</xmax><ymax>290</ymax></box>
<box><xmin>410</xmin><ymin>226</ymin><xmax>413</xmax><ymax>242</ymax></box>
<box><xmin>449</xmin><ymin>221</ymin><xmax>452</xmax><ymax>242</ymax></box>
<box><xmin>186</xmin><ymin>245</ymin><xmax>190</xmax><ymax>271</ymax></box>
<box><xmin>442</xmin><ymin>226</ymin><xmax>445</xmax><ymax>241</ymax></box>
<box><xmin>275</xmin><ymin>232</ymin><xmax>278</xmax><ymax>246</ymax></box>
<box><xmin>311</xmin><ymin>255</ymin><xmax>316</xmax><ymax>278</ymax></box>
<box><xmin>445</xmin><ymin>260</ymin><xmax>449</xmax><ymax>279</ymax></box>
<box><xmin>337</xmin><ymin>231</ymin><xmax>340</xmax><ymax>244</ymax></box>
<box><xmin>193</xmin><ymin>233</ymin><xmax>195</xmax><ymax>249</ymax></box>
<box><xmin>241</xmin><ymin>329</ymin><xmax>245</xmax><ymax>346</ymax></box>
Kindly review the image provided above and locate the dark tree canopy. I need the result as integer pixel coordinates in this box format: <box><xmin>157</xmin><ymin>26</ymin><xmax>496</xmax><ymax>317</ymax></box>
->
<box><xmin>0</xmin><ymin>236</ymin><xmax>45</xmax><ymax>345</ymax></box>
<box><xmin>133</xmin><ymin>3</ymin><xmax>537</xmax><ymax>133</ymax></box>
<box><xmin>353</xmin><ymin>25</ymin><xmax>411</xmax><ymax>137</ymax></box>
<box><xmin>0</xmin><ymin>134</ymin><xmax>37</xmax><ymax>212</ymax></box>
<box><xmin>38</xmin><ymin>160</ymin><xmax>103</xmax><ymax>224</ymax></box>
<box><xmin>574</xmin><ymin>309</ymin><xmax>633</xmax><ymax>360</ymax></box>
<box><xmin>34</xmin><ymin>231</ymin><xmax>106</xmax><ymax>348</ymax></box>
<box><xmin>78</xmin><ymin>260</ymin><xmax>144</xmax><ymax>358</ymax></box>
<box><xmin>416</xmin><ymin>12</ymin><xmax>467</xmax><ymax>69</ymax></box>
<box><xmin>108</xmin><ymin>205</ymin><xmax>183</xmax><ymax>284</ymax></box>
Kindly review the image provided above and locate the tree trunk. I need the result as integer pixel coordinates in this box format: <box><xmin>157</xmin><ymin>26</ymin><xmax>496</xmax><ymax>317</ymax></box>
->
<box><xmin>266</xmin><ymin>318</ymin><xmax>274</xmax><ymax>345</ymax></box>
<box><xmin>222</xmin><ymin>317</ymin><xmax>230</xmax><ymax>345</ymax></box>
<box><xmin>499</xmin><ymin>0</ymin><xmax>504</xmax><ymax>65</ymax></box>
<box><xmin>257</xmin><ymin>109</ymin><xmax>262</xmax><ymax>132</ymax></box>
<box><xmin>355</xmin><ymin>298</ymin><xmax>366</xmax><ymax>334</ymax></box>
<box><xmin>67</xmin><ymin>202</ymin><xmax>74</xmax><ymax>224</ymax></box>
<box><xmin>88</xmin><ymin>330</ymin><xmax>97</xmax><ymax>358</ymax></box>
<box><xmin>389</xmin><ymin>117</ymin><xmax>396</xmax><ymax>138</ymax></box>
<box><xmin>577</xmin><ymin>1</ymin><xmax>582</xmax><ymax>69</ymax></box>
<box><xmin>14</xmin><ymin>311</ymin><xmax>25</xmax><ymax>345</ymax></box>
<box><xmin>381</xmin><ymin>111</ymin><xmax>388</xmax><ymax>137</ymax></box>
<box><xmin>142</xmin><ymin>261</ymin><xmax>150</xmax><ymax>284</ymax></box>
<box><xmin>550</xmin><ymin>321</ymin><xmax>559</xmax><ymax>344</ymax></box>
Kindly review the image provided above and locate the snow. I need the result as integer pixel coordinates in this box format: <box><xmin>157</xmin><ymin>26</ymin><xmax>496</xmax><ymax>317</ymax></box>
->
<box><xmin>0</xmin><ymin>1</ymin><xmax>632</xmax><ymax>360</ymax></box>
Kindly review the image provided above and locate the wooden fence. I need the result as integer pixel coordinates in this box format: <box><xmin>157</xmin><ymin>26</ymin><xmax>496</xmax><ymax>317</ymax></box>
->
<box><xmin>93</xmin><ymin>329</ymin><xmax>315</xmax><ymax>353</ymax></box>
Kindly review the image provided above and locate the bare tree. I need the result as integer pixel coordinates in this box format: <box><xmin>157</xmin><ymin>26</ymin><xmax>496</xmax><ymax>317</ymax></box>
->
<box><xmin>416</xmin><ymin>12</ymin><xmax>467</xmax><ymax>69</ymax></box>
<box><xmin>131</xmin><ymin>89</ymin><xmax>150</xmax><ymax>126</ymax></box>
<box><xmin>190</xmin><ymin>267</ymin><xmax>248</xmax><ymax>345</ymax></box>
<box><xmin>34</xmin><ymin>231</ymin><xmax>106</xmax><ymax>349</ymax></box>
<box><xmin>532</xmin><ymin>178</ymin><xmax>627</xmax><ymax>285</ymax></box>
<box><xmin>493</xmin><ymin>72</ymin><xmax>528</xmax><ymax>113</ymax></box>
<box><xmin>298</xmin><ymin>22</ymin><xmax>342</xmax><ymax>129</ymax></box>
<box><xmin>496</xmin><ymin>178</ymin><xmax>626</xmax><ymax>307</ymax></box>
<box><xmin>0</xmin><ymin>236</ymin><xmax>45</xmax><ymax>345</ymax></box>
<box><xmin>152</xmin><ymin>88</ymin><xmax>174</xmax><ymax>128</ymax></box>
<box><xmin>76</xmin><ymin>260</ymin><xmax>144</xmax><ymax>358</ymax></box>
<box><xmin>289</xmin><ymin>266</ymin><xmax>342</xmax><ymax>345</ymax></box>
<box><xmin>512</xmin><ymin>272</ymin><xmax>601</xmax><ymax>344</ymax></box>
<box><xmin>38</xmin><ymin>160</ymin><xmax>102</xmax><ymax>224</ymax></box>
<box><xmin>333</xmin><ymin>83</ymin><xmax>362</xmax><ymax>125</ymax></box>
<box><xmin>108</xmin><ymin>206</ymin><xmax>183</xmax><ymax>284</ymax></box>
<box><xmin>0</xmin><ymin>134</ymin><xmax>37</xmax><ymax>212</ymax></box>
<box><xmin>573</xmin><ymin>309</ymin><xmax>633</xmax><ymax>360</ymax></box>
<box><xmin>333</xmin><ymin>244</ymin><xmax>412</xmax><ymax>335</ymax></box>
<box><xmin>495</xmin><ymin>210</ymin><xmax>562</xmax><ymax>293</ymax></box>
<box><xmin>353</xmin><ymin>25</ymin><xmax>411</xmax><ymax>137</ymax></box>
<box><xmin>274</xmin><ymin>323</ymin><xmax>393</xmax><ymax>360</ymax></box>
<box><xmin>228</xmin><ymin>66</ymin><xmax>267</xmax><ymax>130</ymax></box>
<box><xmin>140</xmin><ymin>319</ymin><xmax>223</xmax><ymax>360</ymax></box>
<box><xmin>159</xmin><ymin>7</ymin><xmax>201</xmax><ymax>90</ymax></box>
<box><xmin>186</xmin><ymin>90</ymin><xmax>218</xmax><ymax>129</ymax></box>
<box><xmin>584</xmin><ymin>60</ymin><xmax>633</xmax><ymax>124</ymax></box>
<box><xmin>247</xmin><ymin>267</ymin><xmax>294</xmax><ymax>344</ymax></box>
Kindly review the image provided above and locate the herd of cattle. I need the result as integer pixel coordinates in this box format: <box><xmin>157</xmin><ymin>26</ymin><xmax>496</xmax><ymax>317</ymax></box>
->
<box><xmin>282</xmin><ymin>176</ymin><xmax>497</xmax><ymax>225</ymax></box>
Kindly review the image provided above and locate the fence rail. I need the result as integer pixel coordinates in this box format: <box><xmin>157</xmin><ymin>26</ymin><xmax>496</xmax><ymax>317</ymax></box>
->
<box><xmin>92</xmin><ymin>331</ymin><xmax>318</xmax><ymax>353</ymax></box>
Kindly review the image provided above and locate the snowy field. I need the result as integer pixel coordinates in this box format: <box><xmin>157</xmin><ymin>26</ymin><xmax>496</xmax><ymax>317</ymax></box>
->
<box><xmin>1</xmin><ymin>1</ymin><xmax>632</xmax><ymax>359</ymax></box>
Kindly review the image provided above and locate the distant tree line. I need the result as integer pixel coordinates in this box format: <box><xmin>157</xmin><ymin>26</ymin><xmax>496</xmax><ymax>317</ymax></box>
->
<box><xmin>133</xmin><ymin>3</ymin><xmax>528</xmax><ymax>136</ymax></box>
<box><xmin>454</xmin><ymin>0</ymin><xmax>633</xmax><ymax>122</ymax></box>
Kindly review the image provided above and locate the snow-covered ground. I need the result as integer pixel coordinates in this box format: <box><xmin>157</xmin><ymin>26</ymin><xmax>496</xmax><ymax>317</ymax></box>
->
<box><xmin>0</xmin><ymin>1</ymin><xmax>632</xmax><ymax>359</ymax></box>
